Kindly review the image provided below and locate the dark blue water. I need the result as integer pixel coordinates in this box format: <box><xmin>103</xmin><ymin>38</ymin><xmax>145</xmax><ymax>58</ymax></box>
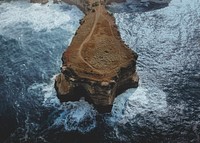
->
<box><xmin>0</xmin><ymin>0</ymin><xmax>200</xmax><ymax>143</ymax></box>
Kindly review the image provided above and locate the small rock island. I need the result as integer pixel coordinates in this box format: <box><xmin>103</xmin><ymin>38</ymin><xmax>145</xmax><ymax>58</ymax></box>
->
<box><xmin>54</xmin><ymin>0</ymin><xmax>139</xmax><ymax>112</ymax></box>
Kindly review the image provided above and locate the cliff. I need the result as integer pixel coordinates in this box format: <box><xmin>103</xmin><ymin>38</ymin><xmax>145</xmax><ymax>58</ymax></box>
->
<box><xmin>61</xmin><ymin>0</ymin><xmax>89</xmax><ymax>12</ymax></box>
<box><xmin>141</xmin><ymin>0</ymin><xmax>171</xmax><ymax>4</ymax></box>
<box><xmin>30</xmin><ymin>0</ymin><xmax>48</xmax><ymax>4</ymax></box>
<box><xmin>61</xmin><ymin>0</ymin><xmax>126</xmax><ymax>13</ymax></box>
<box><xmin>55</xmin><ymin>0</ymin><xmax>139</xmax><ymax>112</ymax></box>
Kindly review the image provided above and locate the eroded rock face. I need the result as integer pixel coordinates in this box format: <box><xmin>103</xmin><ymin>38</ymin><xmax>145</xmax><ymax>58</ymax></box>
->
<box><xmin>61</xmin><ymin>0</ymin><xmax>126</xmax><ymax>12</ymax></box>
<box><xmin>141</xmin><ymin>0</ymin><xmax>171</xmax><ymax>4</ymax></box>
<box><xmin>140</xmin><ymin>0</ymin><xmax>171</xmax><ymax>7</ymax></box>
<box><xmin>30</xmin><ymin>0</ymin><xmax>48</xmax><ymax>4</ymax></box>
<box><xmin>55</xmin><ymin>1</ymin><xmax>139</xmax><ymax>112</ymax></box>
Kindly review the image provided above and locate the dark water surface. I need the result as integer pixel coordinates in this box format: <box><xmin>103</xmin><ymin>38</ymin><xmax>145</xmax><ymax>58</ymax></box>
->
<box><xmin>0</xmin><ymin>0</ymin><xmax>200</xmax><ymax>143</ymax></box>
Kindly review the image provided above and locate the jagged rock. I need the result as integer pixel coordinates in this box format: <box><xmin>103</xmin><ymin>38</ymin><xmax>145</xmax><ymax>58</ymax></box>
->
<box><xmin>61</xmin><ymin>0</ymin><xmax>90</xmax><ymax>12</ymax></box>
<box><xmin>55</xmin><ymin>1</ymin><xmax>139</xmax><ymax>112</ymax></box>
<box><xmin>30</xmin><ymin>0</ymin><xmax>48</xmax><ymax>4</ymax></box>
<box><xmin>140</xmin><ymin>0</ymin><xmax>171</xmax><ymax>7</ymax></box>
<box><xmin>53</xmin><ymin>0</ymin><xmax>62</xmax><ymax>4</ymax></box>
<box><xmin>141</xmin><ymin>0</ymin><xmax>171</xmax><ymax>4</ymax></box>
<box><xmin>61</xmin><ymin>0</ymin><xmax>126</xmax><ymax>13</ymax></box>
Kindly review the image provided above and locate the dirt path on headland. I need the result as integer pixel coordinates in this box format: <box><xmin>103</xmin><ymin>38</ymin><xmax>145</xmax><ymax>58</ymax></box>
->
<box><xmin>78</xmin><ymin>0</ymin><xmax>102</xmax><ymax>73</ymax></box>
<box><xmin>62</xmin><ymin>0</ymin><xmax>136</xmax><ymax>80</ymax></box>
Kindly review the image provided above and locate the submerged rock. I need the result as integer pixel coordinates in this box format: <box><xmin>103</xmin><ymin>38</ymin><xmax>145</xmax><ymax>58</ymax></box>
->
<box><xmin>55</xmin><ymin>1</ymin><xmax>139</xmax><ymax>112</ymax></box>
<box><xmin>30</xmin><ymin>0</ymin><xmax>48</xmax><ymax>4</ymax></box>
<box><xmin>141</xmin><ymin>0</ymin><xmax>171</xmax><ymax>4</ymax></box>
<box><xmin>141</xmin><ymin>0</ymin><xmax>171</xmax><ymax>7</ymax></box>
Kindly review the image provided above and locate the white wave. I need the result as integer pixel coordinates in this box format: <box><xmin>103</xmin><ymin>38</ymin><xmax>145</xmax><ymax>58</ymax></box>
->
<box><xmin>28</xmin><ymin>76</ymin><xmax>97</xmax><ymax>134</ymax></box>
<box><xmin>0</xmin><ymin>0</ymin><xmax>84</xmax><ymax>32</ymax></box>
<box><xmin>41</xmin><ymin>75</ymin><xmax>60</xmax><ymax>106</ymax></box>
<box><xmin>54</xmin><ymin>100</ymin><xmax>97</xmax><ymax>133</ymax></box>
<box><xmin>27</xmin><ymin>74</ymin><xmax>60</xmax><ymax>107</ymax></box>
<box><xmin>111</xmin><ymin>86</ymin><xmax>167</xmax><ymax>124</ymax></box>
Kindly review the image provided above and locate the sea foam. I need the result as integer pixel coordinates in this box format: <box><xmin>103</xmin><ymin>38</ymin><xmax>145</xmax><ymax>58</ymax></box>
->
<box><xmin>0</xmin><ymin>1</ymin><xmax>84</xmax><ymax>33</ymax></box>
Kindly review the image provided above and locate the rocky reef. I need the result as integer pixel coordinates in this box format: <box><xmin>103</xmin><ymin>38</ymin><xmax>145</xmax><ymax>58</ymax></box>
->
<box><xmin>55</xmin><ymin>0</ymin><xmax>138</xmax><ymax>112</ymax></box>
<box><xmin>30</xmin><ymin>0</ymin><xmax>48</xmax><ymax>4</ymax></box>
<box><xmin>141</xmin><ymin>0</ymin><xmax>171</xmax><ymax>4</ymax></box>
<box><xmin>61</xmin><ymin>0</ymin><xmax>126</xmax><ymax>12</ymax></box>
<box><xmin>141</xmin><ymin>0</ymin><xmax>171</xmax><ymax>8</ymax></box>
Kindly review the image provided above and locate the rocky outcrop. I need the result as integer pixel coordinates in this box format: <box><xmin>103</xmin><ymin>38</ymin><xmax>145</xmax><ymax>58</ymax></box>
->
<box><xmin>55</xmin><ymin>0</ymin><xmax>139</xmax><ymax>112</ymax></box>
<box><xmin>61</xmin><ymin>0</ymin><xmax>126</xmax><ymax>13</ymax></box>
<box><xmin>141</xmin><ymin>0</ymin><xmax>171</xmax><ymax>4</ymax></box>
<box><xmin>105</xmin><ymin>0</ymin><xmax>126</xmax><ymax>4</ymax></box>
<box><xmin>140</xmin><ymin>0</ymin><xmax>171</xmax><ymax>7</ymax></box>
<box><xmin>61</xmin><ymin>0</ymin><xmax>90</xmax><ymax>12</ymax></box>
<box><xmin>30</xmin><ymin>0</ymin><xmax>48</xmax><ymax>4</ymax></box>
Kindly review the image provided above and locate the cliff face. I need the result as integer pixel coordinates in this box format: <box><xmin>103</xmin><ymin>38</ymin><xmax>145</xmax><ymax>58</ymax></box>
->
<box><xmin>141</xmin><ymin>0</ymin><xmax>171</xmax><ymax>4</ymax></box>
<box><xmin>61</xmin><ymin>0</ymin><xmax>126</xmax><ymax>12</ymax></box>
<box><xmin>55</xmin><ymin>1</ymin><xmax>139</xmax><ymax>112</ymax></box>
<box><xmin>30</xmin><ymin>0</ymin><xmax>48</xmax><ymax>4</ymax></box>
<box><xmin>61</xmin><ymin>0</ymin><xmax>89</xmax><ymax>12</ymax></box>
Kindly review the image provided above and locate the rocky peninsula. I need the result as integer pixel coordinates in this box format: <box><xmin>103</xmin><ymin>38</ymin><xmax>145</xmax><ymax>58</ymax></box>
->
<box><xmin>53</xmin><ymin>0</ymin><xmax>138</xmax><ymax>112</ymax></box>
<box><xmin>31</xmin><ymin>0</ymin><xmax>174</xmax><ymax>112</ymax></box>
<box><xmin>29</xmin><ymin>0</ymin><xmax>170</xmax><ymax>112</ymax></box>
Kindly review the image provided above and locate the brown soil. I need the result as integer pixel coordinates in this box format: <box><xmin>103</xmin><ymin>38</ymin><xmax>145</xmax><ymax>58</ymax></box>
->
<box><xmin>62</xmin><ymin>2</ymin><xmax>136</xmax><ymax>81</ymax></box>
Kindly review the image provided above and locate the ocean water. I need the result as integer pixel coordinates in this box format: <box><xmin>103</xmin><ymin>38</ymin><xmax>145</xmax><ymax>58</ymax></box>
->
<box><xmin>0</xmin><ymin>0</ymin><xmax>200</xmax><ymax>143</ymax></box>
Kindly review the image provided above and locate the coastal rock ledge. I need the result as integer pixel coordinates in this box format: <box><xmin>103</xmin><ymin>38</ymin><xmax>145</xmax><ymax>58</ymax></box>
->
<box><xmin>30</xmin><ymin>0</ymin><xmax>48</xmax><ymax>4</ymax></box>
<box><xmin>55</xmin><ymin>1</ymin><xmax>139</xmax><ymax>112</ymax></box>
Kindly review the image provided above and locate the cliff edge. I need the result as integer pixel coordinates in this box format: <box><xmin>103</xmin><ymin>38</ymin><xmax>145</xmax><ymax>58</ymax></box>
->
<box><xmin>30</xmin><ymin>0</ymin><xmax>48</xmax><ymax>4</ymax></box>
